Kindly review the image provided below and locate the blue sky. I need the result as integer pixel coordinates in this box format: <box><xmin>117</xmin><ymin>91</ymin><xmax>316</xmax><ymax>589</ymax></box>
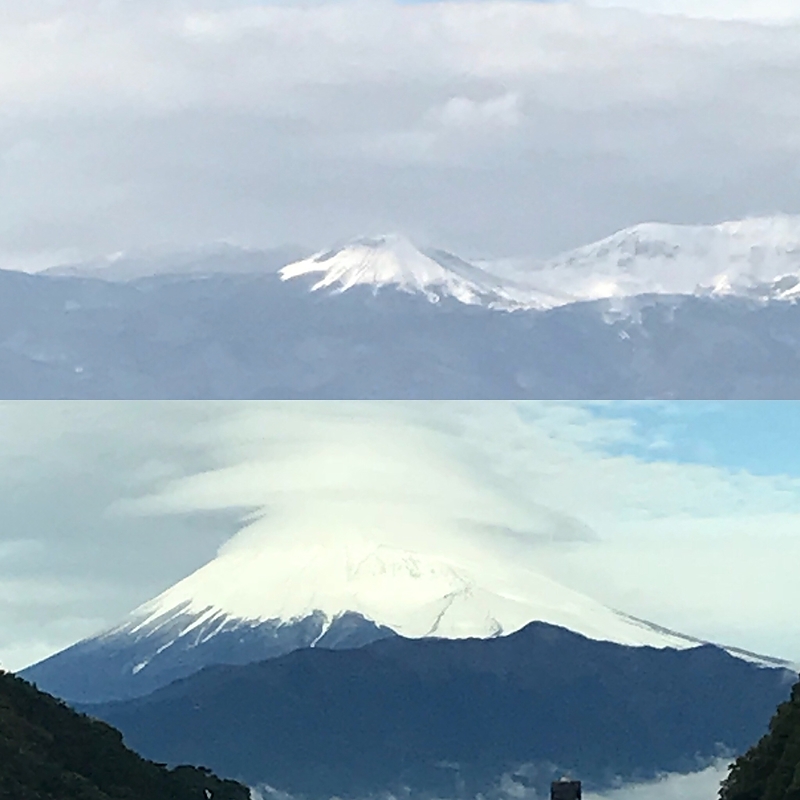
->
<box><xmin>585</xmin><ymin>402</ymin><xmax>800</xmax><ymax>478</ymax></box>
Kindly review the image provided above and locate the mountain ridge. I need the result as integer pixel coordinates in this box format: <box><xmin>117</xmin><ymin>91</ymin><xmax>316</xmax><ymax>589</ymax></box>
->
<box><xmin>4</xmin><ymin>265</ymin><xmax>800</xmax><ymax>399</ymax></box>
<box><xmin>30</xmin><ymin>214</ymin><xmax>800</xmax><ymax>311</ymax></box>
<box><xmin>78</xmin><ymin>621</ymin><xmax>797</xmax><ymax>800</ymax></box>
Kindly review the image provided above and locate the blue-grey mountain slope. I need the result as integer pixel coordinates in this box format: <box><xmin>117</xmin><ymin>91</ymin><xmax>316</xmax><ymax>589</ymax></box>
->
<box><xmin>4</xmin><ymin>266</ymin><xmax>800</xmax><ymax>399</ymax></box>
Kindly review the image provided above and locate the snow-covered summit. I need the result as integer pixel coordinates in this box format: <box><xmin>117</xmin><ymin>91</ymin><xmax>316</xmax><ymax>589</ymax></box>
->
<box><xmin>279</xmin><ymin>234</ymin><xmax>536</xmax><ymax>308</ymax></box>
<box><xmin>500</xmin><ymin>214</ymin><xmax>800</xmax><ymax>308</ymax></box>
<box><xmin>38</xmin><ymin>216</ymin><xmax>800</xmax><ymax>310</ymax></box>
<box><xmin>124</xmin><ymin>539</ymin><xmax>695</xmax><ymax>649</ymax></box>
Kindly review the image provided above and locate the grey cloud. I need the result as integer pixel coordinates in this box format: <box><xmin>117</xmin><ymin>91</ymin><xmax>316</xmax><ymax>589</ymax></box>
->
<box><xmin>458</xmin><ymin>515</ymin><xmax>598</xmax><ymax>546</ymax></box>
<box><xmin>1</xmin><ymin>1</ymin><xmax>800</xmax><ymax>265</ymax></box>
<box><xmin>0</xmin><ymin>403</ymin><xmax>249</xmax><ymax>668</ymax></box>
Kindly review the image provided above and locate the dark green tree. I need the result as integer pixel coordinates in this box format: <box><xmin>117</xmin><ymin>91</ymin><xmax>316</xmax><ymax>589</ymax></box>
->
<box><xmin>721</xmin><ymin>677</ymin><xmax>800</xmax><ymax>800</ymax></box>
<box><xmin>0</xmin><ymin>669</ymin><xmax>250</xmax><ymax>800</ymax></box>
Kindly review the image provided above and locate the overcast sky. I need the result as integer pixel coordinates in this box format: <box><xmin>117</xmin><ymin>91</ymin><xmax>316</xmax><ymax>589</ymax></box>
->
<box><xmin>2</xmin><ymin>400</ymin><xmax>800</xmax><ymax>675</ymax></box>
<box><xmin>2</xmin><ymin>0</ymin><xmax>800</xmax><ymax>270</ymax></box>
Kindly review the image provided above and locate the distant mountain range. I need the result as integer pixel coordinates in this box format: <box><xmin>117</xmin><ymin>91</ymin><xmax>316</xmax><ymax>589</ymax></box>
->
<box><xmin>78</xmin><ymin>623</ymin><xmax>796</xmax><ymax>800</ymax></box>
<box><xmin>4</xmin><ymin>216</ymin><xmax>800</xmax><ymax>398</ymax></box>
<box><xmin>45</xmin><ymin>216</ymin><xmax>800</xmax><ymax>309</ymax></box>
<box><xmin>43</xmin><ymin>243</ymin><xmax>309</xmax><ymax>283</ymax></box>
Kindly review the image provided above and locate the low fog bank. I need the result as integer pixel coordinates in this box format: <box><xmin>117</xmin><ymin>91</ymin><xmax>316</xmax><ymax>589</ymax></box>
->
<box><xmin>248</xmin><ymin>761</ymin><xmax>731</xmax><ymax>800</ymax></box>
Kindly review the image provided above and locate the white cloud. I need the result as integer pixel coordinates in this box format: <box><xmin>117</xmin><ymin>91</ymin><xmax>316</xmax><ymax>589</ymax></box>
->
<box><xmin>434</xmin><ymin>93</ymin><xmax>522</xmax><ymax>130</ymax></box>
<box><xmin>583</xmin><ymin>0</ymin><xmax>800</xmax><ymax>23</ymax></box>
<box><xmin>1</xmin><ymin>0</ymin><xmax>800</xmax><ymax>264</ymax></box>
<box><xmin>586</xmin><ymin>761</ymin><xmax>731</xmax><ymax>800</ymax></box>
<box><xmin>247</xmin><ymin>761</ymin><xmax>732</xmax><ymax>800</ymax></box>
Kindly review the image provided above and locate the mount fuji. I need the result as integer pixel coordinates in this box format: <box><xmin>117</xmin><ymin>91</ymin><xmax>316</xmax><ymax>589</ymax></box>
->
<box><xmin>21</xmin><ymin>535</ymin><xmax>788</xmax><ymax>705</ymax></box>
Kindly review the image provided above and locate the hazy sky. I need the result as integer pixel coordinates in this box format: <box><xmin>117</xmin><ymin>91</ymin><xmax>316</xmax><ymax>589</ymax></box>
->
<box><xmin>2</xmin><ymin>401</ymin><xmax>800</xmax><ymax>674</ymax></box>
<box><xmin>2</xmin><ymin>0</ymin><xmax>800</xmax><ymax>270</ymax></box>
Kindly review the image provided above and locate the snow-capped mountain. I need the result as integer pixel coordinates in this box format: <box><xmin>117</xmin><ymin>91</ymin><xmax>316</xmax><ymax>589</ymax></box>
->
<box><xmin>22</xmin><ymin>533</ymin><xmax>786</xmax><ymax>704</ymax></box>
<box><xmin>118</xmin><ymin>541</ymin><xmax>699</xmax><ymax>647</ymax></box>
<box><xmin>497</xmin><ymin>214</ymin><xmax>800</xmax><ymax>309</ymax></box>
<box><xmin>279</xmin><ymin>234</ymin><xmax>538</xmax><ymax>309</ymax></box>
<box><xmin>278</xmin><ymin>217</ymin><xmax>800</xmax><ymax>311</ymax></box>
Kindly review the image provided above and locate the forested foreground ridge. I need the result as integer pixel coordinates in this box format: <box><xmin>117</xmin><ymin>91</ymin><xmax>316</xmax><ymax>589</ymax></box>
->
<box><xmin>0</xmin><ymin>670</ymin><xmax>249</xmax><ymax>800</ymax></box>
<box><xmin>721</xmin><ymin>677</ymin><xmax>800</xmax><ymax>800</ymax></box>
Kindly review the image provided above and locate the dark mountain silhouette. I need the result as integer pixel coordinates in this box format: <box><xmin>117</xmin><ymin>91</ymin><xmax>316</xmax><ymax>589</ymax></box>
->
<box><xmin>81</xmin><ymin>622</ymin><xmax>795</xmax><ymax>800</ymax></box>
<box><xmin>0</xmin><ymin>669</ymin><xmax>249</xmax><ymax>800</ymax></box>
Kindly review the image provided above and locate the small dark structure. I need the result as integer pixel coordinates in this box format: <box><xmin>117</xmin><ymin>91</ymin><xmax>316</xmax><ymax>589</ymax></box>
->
<box><xmin>551</xmin><ymin>779</ymin><xmax>582</xmax><ymax>800</ymax></box>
